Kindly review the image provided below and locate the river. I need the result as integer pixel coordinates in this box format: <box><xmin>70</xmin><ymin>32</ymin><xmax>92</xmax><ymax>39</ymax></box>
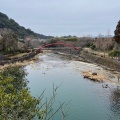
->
<box><xmin>25</xmin><ymin>52</ymin><xmax>120</xmax><ymax>120</ymax></box>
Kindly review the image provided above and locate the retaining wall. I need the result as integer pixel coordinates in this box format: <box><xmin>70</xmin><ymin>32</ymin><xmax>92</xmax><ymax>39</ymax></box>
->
<box><xmin>0</xmin><ymin>52</ymin><xmax>37</xmax><ymax>65</ymax></box>
<box><xmin>81</xmin><ymin>51</ymin><xmax>120</xmax><ymax>72</ymax></box>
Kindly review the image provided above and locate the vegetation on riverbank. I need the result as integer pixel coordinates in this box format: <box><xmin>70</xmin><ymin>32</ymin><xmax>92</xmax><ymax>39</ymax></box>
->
<box><xmin>0</xmin><ymin>66</ymin><xmax>44</xmax><ymax>119</ymax></box>
<box><xmin>0</xmin><ymin>6</ymin><xmax>120</xmax><ymax>120</ymax></box>
<box><xmin>0</xmin><ymin>66</ymin><xmax>67</xmax><ymax>119</ymax></box>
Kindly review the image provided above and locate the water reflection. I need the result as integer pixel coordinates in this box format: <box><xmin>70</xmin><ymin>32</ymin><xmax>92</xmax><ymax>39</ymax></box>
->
<box><xmin>26</xmin><ymin>53</ymin><xmax>120</xmax><ymax>120</ymax></box>
<box><xmin>110</xmin><ymin>86</ymin><xmax>120</xmax><ymax>119</ymax></box>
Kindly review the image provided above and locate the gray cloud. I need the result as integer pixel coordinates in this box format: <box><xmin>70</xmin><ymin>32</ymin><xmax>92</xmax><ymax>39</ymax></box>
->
<box><xmin>0</xmin><ymin>0</ymin><xmax>120</xmax><ymax>36</ymax></box>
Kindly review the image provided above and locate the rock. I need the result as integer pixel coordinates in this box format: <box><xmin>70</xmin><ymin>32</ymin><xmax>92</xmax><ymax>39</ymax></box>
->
<box><xmin>92</xmin><ymin>72</ymin><xmax>97</xmax><ymax>75</ymax></box>
<box><xmin>102</xmin><ymin>84</ymin><xmax>108</xmax><ymax>88</ymax></box>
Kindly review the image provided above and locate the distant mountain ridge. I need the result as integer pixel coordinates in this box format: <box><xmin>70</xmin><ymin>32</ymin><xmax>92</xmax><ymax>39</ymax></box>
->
<box><xmin>0</xmin><ymin>12</ymin><xmax>54</xmax><ymax>39</ymax></box>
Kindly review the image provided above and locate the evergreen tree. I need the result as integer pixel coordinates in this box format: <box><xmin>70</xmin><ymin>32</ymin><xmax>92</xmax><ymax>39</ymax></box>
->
<box><xmin>114</xmin><ymin>20</ymin><xmax>120</xmax><ymax>44</ymax></box>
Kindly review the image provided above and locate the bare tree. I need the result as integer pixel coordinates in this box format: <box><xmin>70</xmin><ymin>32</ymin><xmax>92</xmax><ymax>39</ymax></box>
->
<box><xmin>1</xmin><ymin>32</ymin><xmax>18</xmax><ymax>53</ymax></box>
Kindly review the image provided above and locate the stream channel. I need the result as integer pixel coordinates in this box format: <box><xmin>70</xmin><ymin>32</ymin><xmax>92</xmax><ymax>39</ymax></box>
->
<box><xmin>25</xmin><ymin>52</ymin><xmax>120</xmax><ymax>120</ymax></box>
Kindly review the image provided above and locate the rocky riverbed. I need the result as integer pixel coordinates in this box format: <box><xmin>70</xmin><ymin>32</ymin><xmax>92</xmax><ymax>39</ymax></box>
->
<box><xmin>55</xmin><ymin>51</ymin><xmax>120</xmax><ymax>85</ymax></box>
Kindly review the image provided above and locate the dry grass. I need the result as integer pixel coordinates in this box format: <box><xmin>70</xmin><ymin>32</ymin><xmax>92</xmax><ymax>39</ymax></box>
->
<box><xmin>9</xmin><ymin>53</ymin><xmax>28</xmax><ymax>59</ymax></box>
<box><xmin>0</xmin><ymin>56</ymin><xmax>39</xmax><ymax>70</ymax></box>
<box><xmin>82</xmin><ymin>71</ymin><xmax>107</xmax><ymax>82</ymax></box>
<box><xmin>83</xmin><ymin>48</ymin><xmax>108</xmax><ymax>57</ymax></box>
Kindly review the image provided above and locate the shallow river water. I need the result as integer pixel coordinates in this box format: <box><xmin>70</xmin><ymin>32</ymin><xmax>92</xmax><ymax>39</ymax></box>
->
<box><xmin>25</xmin><ymin>53</ymin><xmax>120</xmax><ymax>120</ymax></box>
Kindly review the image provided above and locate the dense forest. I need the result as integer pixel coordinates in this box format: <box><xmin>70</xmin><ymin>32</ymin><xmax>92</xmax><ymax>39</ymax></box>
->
<box><xmin>0</xmin><ymin>12</ymin><xmax>54</xmax><ymax>39</ymax></box>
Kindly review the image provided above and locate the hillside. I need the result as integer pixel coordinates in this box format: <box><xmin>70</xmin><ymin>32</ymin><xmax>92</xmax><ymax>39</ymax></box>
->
<box><xmin>0</xmin><ymin>12</ymin><xmax>53</xmax><ymax>39</ymax></box>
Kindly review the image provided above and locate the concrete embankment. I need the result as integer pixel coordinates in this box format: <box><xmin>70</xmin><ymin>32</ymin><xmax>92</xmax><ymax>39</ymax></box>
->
<box><xmin>51</xmin><ymin>50</ymin><xmax>120</xmax><ymax>72</ymax></box>
<box><xmin>80</xmin><ymin>51</ymin><xmax>120</xmax><ymax>72</ymax></box>
<box><xmin>0</xmin><ymin>52</ymin><xmax>38</xmax><ymax>66</ymax></box>
<box><xmin>55</xmin><ymin>51</ymin><xmax>84</xmax><ymax>61</ymax></box>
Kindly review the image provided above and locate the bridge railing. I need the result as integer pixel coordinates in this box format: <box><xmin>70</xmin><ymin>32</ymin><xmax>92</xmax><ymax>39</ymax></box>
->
<box><xmin>36</xmin><ymin>42</ymin><xmax>81</xmax><ymax>53</ymax></box>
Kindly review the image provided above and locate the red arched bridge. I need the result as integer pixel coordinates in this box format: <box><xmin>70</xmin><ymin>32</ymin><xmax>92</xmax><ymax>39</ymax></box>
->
<box><xmin>36</xmin><ymin>42</ymin><xmax>80</xmax><ymax>53</ymax></box>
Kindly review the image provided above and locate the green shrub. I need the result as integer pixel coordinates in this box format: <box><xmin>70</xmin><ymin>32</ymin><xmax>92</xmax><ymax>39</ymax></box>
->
<box><xmin>0</xmin><ymin>66</ymin><xmax>46</xmax><ymax>119</ymax></box>
<box><xmin>108</xmin><ymin>50</ymin><xmax>120</xmax><ymax>57</ymax></box>
<box><xmin>64</xmin><ymin>37</ymin><xmax>77</xmax><ymax>42</ymax></box>
<box><xmin>90</xmin><ymin>44</ymin><xmax>96</xmax><ymax>50</ymax></box>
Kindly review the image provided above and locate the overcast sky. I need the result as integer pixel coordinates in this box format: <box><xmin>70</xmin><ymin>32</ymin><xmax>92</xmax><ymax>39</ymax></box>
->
<box><xmin>0</xmin><ymin>0</ymin><xmax>120</xmax><ymax>37</ymax></box>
